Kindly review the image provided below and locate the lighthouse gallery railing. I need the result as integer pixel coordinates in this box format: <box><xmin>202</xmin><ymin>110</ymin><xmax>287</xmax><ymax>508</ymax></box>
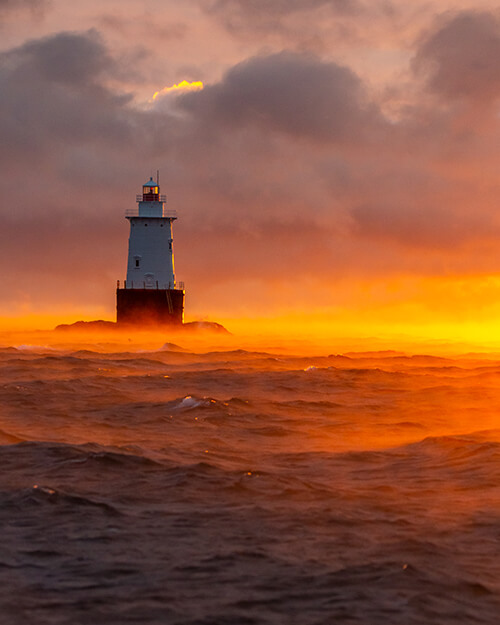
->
<box><xmin>136</xmin><ymin>194</ymin><xmax>167</xmax><ymax>202</ymax></box>
<box><xmin>117</xmin><ymin>280</ymin><xmax>185</xmax><ymax>290</ymax></box>
<box><xmin>125</xmin><ymin>208</ymin><xmax>178</xmax><ymax>218</ymax></box>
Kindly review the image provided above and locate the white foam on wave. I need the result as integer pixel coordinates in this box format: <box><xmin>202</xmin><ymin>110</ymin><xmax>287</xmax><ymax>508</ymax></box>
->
<box><xmin>177</xmin><ymin>396</ymin><xmax>210</xmax><ymax>410</ymax></box>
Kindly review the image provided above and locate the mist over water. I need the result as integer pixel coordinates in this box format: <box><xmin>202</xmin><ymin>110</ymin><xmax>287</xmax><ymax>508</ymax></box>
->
<box><xmin>1</xmin><ymin>331</ymin><xmax>500</xmax><ymax>624</ymax></box>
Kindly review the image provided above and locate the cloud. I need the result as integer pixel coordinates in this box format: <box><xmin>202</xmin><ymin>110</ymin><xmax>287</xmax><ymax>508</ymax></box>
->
<box><xmin>2</xmin><ymin>24</ymin><xmax>500</xmax><ymax>317</ymax></box>
<box><xmin>198</xmin><ymin>0</ymin><xmax>361</xmax><ymax>33</ymax></box>
<box><xmin>196</xmin><ymin>0</ymin><xmax>365</xmax><ymax>52</ymax></box>
<box><xmin>98</xmin><ymin>13</ymin><xmax>188</xmax><ymax>43</ymax></box>
<box><xmin>6</xmin><ymin>29</ymin><xmax>113</xmax><ymax>84</ymax></box>
<box><xmin>0</xmin><ymin>30</ymin><xmax>138</xmax><ymax>166</ymax></box>
<box><xmin>350</xmin><ymin>198</ymin><xmax>498</xmax><ymax>249</ymax></box>
<box><xmin>200</xmin><ymin>0</ymin><xmax>360</xmax><ymax>21</ymax></box>
<box><xmin>414</xmin><ymin>10</ymin><xmax>500</xmax><ymax>103</ymax></box>
<box><xmin>0</xmin><ymin>0</ymin><xmax>47</xmax><ymax>21</ymax></box>
<box><xmin>195</xmin><ymin>0</ymin><xmax>428</xmax><ymax>56</ymax></box>
<box><xmin>175</xmin><ymin>51</ymin><xmax>384</xmax><ymax>144</ymax></box>
<box><xmin>0</xmin><ymin>0</ymin><xmax>44</xmax><ymax>10</ymax></box>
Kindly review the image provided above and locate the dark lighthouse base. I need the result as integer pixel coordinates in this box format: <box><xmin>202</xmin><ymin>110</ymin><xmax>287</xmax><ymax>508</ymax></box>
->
<box><xmin>116</xmin><ymin>288</ymin><xmax>185</xmax><ymax>326</ymax></box>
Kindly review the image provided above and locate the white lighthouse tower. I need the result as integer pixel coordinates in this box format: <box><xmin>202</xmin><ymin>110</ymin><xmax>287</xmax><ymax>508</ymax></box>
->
<box><xmin>116</xmin><ymin>176</ymin><xmax>185</xmax><ymax>325</ymax></box>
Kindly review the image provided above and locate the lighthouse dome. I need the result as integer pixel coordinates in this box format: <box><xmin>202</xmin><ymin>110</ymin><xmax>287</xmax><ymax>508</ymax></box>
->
<box><xmin>144</xmin><ymin>178</ymin><xmax>157</xmax><ymax>187</ymax></box>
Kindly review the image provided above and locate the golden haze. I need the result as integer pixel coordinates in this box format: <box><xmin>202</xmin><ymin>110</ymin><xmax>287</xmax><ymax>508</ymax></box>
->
<box><xmin>3</xmin><ymin>272</ymin><xmax>500</xmax><ymax>355</ymax></box>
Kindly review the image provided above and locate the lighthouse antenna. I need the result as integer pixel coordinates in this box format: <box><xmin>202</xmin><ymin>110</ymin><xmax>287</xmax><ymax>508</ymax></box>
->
<box><xmin>157</xmin><ymin>169</ymin><xmax>160</xmax><ymax>185</ymax></box>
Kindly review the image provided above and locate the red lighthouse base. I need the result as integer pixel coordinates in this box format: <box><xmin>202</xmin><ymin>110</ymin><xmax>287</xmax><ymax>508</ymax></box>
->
<box><xmin>116</xmin><ymin>288</ymin><xmax>185</xmax><ymax>326</ymax></box>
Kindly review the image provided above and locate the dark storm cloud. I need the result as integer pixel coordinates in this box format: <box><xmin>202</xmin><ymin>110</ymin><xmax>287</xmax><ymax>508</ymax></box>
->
<box><xmin>8</xmin><ymin>29</ymin><xmax>112</xmax><ymax>83</ymax></box>
<box><xmin>414</xmin><ymin>10</ymin><xmax>500</xmax><ymax>102</ymax></box>
<box><xmin>0</xmin><ymin>30</ymin><xmax>136</xmax><ymax>164</ymax></box>
<box><xmin>177</xmin><ymin>51</ymin><xmax>384</xmax><ymax>144</ymax></box>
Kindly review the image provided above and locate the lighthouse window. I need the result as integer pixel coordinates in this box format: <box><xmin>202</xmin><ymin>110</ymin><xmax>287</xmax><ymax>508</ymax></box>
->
<box><xmin>135</xmin><ymin>259</ymin><xmax>140</xmax><ymax>267</ymax></box>
<box><xmin>144</xmin><ymin>223</ymin><xmax>148</xmax><ymax>227</ymax></box>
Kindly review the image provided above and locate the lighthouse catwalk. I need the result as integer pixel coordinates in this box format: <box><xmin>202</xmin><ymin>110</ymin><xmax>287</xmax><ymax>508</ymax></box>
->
<box><xmin>116</xmin><ymin>177</ymin><xmax>185</xmax><ymax>325</ymax></box>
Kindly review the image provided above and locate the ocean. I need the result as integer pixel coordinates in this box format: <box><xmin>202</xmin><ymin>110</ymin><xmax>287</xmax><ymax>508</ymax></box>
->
<box><xmin>0</xmin><ymin>332</ymin><xmax>499</xmax><ymax>624</ymax></box>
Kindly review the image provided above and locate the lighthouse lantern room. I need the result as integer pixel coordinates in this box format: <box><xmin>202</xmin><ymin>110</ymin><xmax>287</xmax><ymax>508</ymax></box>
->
<box><xmin>116</xmin><ymin>176</ymin><xmax>185</xmax><ymax>325</ymax></box>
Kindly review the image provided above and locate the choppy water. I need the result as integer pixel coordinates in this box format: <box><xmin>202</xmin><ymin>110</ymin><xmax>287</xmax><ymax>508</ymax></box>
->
<box><xmin>1</xmin><ymin>342</ymin><xmax>500</xmax><ymax>624</ymax></box>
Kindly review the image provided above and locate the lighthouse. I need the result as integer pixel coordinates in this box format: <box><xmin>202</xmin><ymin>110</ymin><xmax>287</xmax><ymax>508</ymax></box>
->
<box><xmin>116</xmin><ymin>177</ymin><xmax>185</xmax><ymax>325</ymax></box>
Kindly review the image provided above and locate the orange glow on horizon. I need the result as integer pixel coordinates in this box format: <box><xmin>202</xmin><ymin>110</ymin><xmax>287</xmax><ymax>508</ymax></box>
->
<box><xmin>3</xmin><ymin>273</ymin><xmax>500</xmax><ymax>355</ymax></box>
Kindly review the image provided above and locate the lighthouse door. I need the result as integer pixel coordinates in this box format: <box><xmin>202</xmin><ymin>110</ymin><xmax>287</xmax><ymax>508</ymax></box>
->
<box><xmin>144</xmin><ymin>273</ymin><xmax>155</xmax><ymax>288</ymax></box>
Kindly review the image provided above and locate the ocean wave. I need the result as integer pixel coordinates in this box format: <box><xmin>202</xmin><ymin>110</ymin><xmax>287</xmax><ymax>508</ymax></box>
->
<box><xmin>0</xmin><ymin>428</ymin><xmax>24</xmax><ymax>444</ymax></box>
<box><xmin>0</xmin><ymin>484</ymin><xmax>121</xmax><ymax>516</ymax></box>
<box><xmin>176</xmin><ymin>395</ymin><xmax>213</xmax><ymax>410</ymax></box>
<box><xmin>0</xmin><ymin>441</ymin><xmax>164</xmax><ymax>474</ymax></box>
<box><xmin>1</xmin><ymin>344</ymin><xmax>500</xmax><ymax>624</ymax></box>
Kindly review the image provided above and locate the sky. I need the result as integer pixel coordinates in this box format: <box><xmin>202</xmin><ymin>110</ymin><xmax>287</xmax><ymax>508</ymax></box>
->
<box><xmin>2</xmin><ymin>0</ymin><xmax>500</xmax><ymax>342</ymax></box>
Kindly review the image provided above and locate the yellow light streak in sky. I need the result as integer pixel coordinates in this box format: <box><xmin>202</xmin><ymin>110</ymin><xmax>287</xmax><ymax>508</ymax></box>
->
<box><xmin>150</xmin><ymin>80</ymin><xmax>204</xmax><ymax>102</ymax></box>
